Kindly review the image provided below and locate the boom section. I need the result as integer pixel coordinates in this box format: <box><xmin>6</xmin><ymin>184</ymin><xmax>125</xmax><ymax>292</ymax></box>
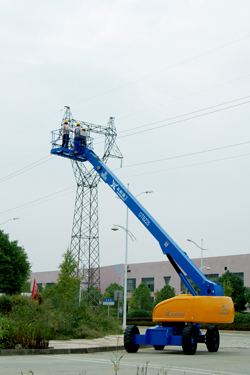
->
<box><xmin>83</xmin><ymin>147</ymin><xmax>223</xmax><ymax>297</ymax></box>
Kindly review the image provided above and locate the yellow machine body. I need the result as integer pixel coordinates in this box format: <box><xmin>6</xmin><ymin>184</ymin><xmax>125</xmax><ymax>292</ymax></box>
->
<box><xmin>153</xmin><ymin>294</ymin><xmax>235</xmax><ymax>323</ymax></box>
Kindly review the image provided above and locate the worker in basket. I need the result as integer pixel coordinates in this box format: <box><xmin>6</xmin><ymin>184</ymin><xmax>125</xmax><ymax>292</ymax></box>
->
<box><xmin>81</xmin><ymin>127</ymin><xmax>87</xmax><ymax>147</ymax></box>
<box><xmin>61</xmin><ymin>120</ymin><xmax>70</xmax><ymax>148</ymax></box>
<box><xmin>74</xmin><ymin>123</ymin><xmax>87</xmax><ymax>153</ymax></box>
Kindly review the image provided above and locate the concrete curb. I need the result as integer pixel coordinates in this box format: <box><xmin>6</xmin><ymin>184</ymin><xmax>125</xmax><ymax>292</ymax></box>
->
<box><xmin>0</xmin><ymin>344</ymin><xmax>152</xmax><ymax>356</ymax></box>
<box><xmin>1</xmin><ymin>330</ymin><xmax>248</xmax><ymax>356</ymax></box>
<box><xmin>0</xmin><ymin>345</ymin><xmax>125</xmax><ymax>356</ymax></box>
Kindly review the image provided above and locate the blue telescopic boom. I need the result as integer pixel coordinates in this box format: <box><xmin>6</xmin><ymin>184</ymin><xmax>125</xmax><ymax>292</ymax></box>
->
<box><xmin>80</xmin><ymin>147</ymin><xmax>223</xmax><ymax>297</ymax></box>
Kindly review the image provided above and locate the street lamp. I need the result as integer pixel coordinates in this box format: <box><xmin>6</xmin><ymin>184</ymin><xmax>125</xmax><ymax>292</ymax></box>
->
<box><xmin>201</xmin><ymin>266</ymin><xmax>211</xmax><ymax>271</ymax></box>
<box><xmin>112</xmin><ymin>185</ymin><xmax>153</xmax><ymax>330</ymax></box>
<box><xmin>135</xmin><ymin>190</ymin><xmax>153</xmax><ymax>198</ymax></box>
<box><xmin>187</xmin><ymin>238</ymin><xmax>209</xmax><ymax>272</ymax></box>
<box><xmin>111</xmin><ymin>225</ymin><xmax>136</xmax><ymax>241</ymax></box>
<box><xmin>0</xmin><ymin>218</ymin><xmax>20</xmax><ymax>225</ymax></box>
<box><xmin>111</xmin><ymin>224</ymin><xmax>136</xmax><ymax>330</ymax></box>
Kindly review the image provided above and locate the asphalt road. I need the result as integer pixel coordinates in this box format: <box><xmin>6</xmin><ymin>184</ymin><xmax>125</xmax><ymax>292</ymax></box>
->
<box><xmin>1</xmin><ymin>332</ymin><xmax>250</xmax><ymax>375</ymax></box>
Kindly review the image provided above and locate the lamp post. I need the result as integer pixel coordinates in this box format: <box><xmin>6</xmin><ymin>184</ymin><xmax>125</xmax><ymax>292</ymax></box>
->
<box><xmin>112</xmin><ymin>186</ymin><xmax>153</xmax><ymax>330</ymax></box>
<box><xmin>187</xmin><ymin>238</ymin><xmax>209</xmax><ymax>271</ymax></box>
<box><xmin>201</xmin><ymin>266</ymin><xmax>211</xmax><ymax>271</ymax></box>
<box><xmin>0</xmin><ymin>218</ymin><xmax>20</xmax><ymax>225</ymax></box>
<box><xmin>111</xmin><ymin>224</ymin><xmax>136</xmax><ymax>330</ymax></box>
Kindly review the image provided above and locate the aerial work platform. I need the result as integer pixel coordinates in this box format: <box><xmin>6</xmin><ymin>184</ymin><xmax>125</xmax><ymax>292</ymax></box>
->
<box><xmin>50</xmin><ymin>128</ymin><xmax>93</xmax><ymax>162</ymax></box>
<box><xmin>51</xmin><ymin>119</ymin><xmax>234</xmax><ymax>356</ymax></box>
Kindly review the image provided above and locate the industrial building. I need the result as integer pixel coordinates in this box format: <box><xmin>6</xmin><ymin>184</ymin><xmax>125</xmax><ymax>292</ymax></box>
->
<box><xmin>30</xmin><ymin>253</ymin><xmax>249</xmax><ymax>300</ymax></box>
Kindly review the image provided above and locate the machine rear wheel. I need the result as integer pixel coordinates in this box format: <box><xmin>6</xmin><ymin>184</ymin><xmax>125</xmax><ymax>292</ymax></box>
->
<box><xmin>124</xmin><ymin>325</ymin><xmax>140</xmax><ymax>353</ymax></box>
<box><xmin>153</xmin><ymin>345</ymin><xmax>165</xmax><ymax>350</ymax></box>
<box><xmin>182</xmin><ymin>326</ymin><xmax>197</xmax><ymax>355</ymax></box>
<box><xmin>206</xmin><ymin>326</ymin><xmax>220</xmax><ymax>352</ymax></box>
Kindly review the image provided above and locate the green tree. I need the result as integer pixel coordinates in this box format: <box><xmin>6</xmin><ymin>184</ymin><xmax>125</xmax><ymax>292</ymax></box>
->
<box><xmin>104</xmin><ymin>282</ymin><xmax>123</xmax><ymax>309</ymax></box>
<box><xmin>154</xmin><ymin>284</ymin><xmax>175</xmax><ymax>307</ymax></box>
<box><xmin>245</xmin><ymin>287</ymin><xmax>250</xmax><ymax>309</ymax></box>
<box><xmin>57</xmin><ymin>249</ymin><xmax>81</xmax><ymax>300</ymax></box>
<box><xmin>217</xmin><ymin>271</ymin><xmax>247</xmax><ymax>311</ymax></box>
<box><xmin>43</xmin><ymin>249</ymin><xmax>81</xmax><ymax>307</ymax></box>
<box><xmin>222</xmin><ymin>279</ymin><xmax>233</xmax><ymax>297</ymax></box>
<box><xmin>21</xmin><ymin>282</ymin><xmax>31</xmax><ymax>293</ymax></box>
<box><xmin>104</xmin><ymin>282</ymin><xmax>123</xmax><ymax>299</ymax></box>
<box><xmin>0</xmin><ymin>230</ymin><xmax>31</xmax><ymax>295</ymax></box>
<box><xmin>129</xmin><ymin>282</ymin><xmax>152</xmax><ymax>312</ymax></box>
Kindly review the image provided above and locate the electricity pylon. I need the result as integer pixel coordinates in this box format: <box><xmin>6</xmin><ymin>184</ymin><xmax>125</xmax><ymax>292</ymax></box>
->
<box><xmin>61</xmin><ymin>106</ymin><xmax>123</xmax><ymax>305</ymax></box>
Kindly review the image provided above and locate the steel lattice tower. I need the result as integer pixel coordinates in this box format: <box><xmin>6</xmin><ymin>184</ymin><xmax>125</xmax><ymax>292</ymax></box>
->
<box><xmin>61</xmin><ymin>106</ymin><xmax>123</xmax><ymax>305</ymax></box>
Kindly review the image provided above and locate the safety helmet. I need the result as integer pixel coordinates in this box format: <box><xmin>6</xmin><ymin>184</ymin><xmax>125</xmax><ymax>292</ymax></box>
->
<box><xmin>64</xmin><ymin>120</ymin><xmax>68</xmax><ymax>124</ymax></box>
<box><xmin>76</xmin><ymin>122</ymin><xmax>80</xmax><ymax>126</ymax></box>
<box><xmin>81</xmin><ymin>127</ymin><xmax>86</xmax><ymax>131</ymax></box>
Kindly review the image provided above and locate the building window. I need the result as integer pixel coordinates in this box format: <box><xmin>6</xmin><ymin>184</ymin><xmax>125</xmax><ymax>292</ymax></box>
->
<box><xmin>142</xmin><ymin>277</ymin><xmax>154</xmax><ymax>292</ymax></box>
<box><xmin>46</xmin><ymin>283</ymin><xmax>54</xmax><ymax>287</ymax></box>
<box><xmin>204</xmin><ymin>274</ymin><xmax>219</xmax><ymax>283</ymax></box>
<box><xmin>181</xmin><ymin>273</ymin><xmax>220</xmax><ymax>292</ymax></box>
<box><xmin>233</xmin><ymin>272</ymin><xmax>244</xmax><ymax>283</ymax></box>
<box><xmin>164</xmin><ymin>276</ymin><xmax>171</xmax><ymax>285</ymax></box>
<box><xmin>127</xmin><ymin>278</ymin><xmax>136</xmax><ymax>293</ymax></box>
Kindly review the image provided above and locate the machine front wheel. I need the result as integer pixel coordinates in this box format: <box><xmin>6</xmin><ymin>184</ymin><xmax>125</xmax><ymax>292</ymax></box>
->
<box><xmin>153</xmin><ymin>345</ymin><xmax>165</xmax><ymax>350</ymax></box>
<box><xmin>124</xmin><ymin>325</ymin><xmax>140</xmax><ymax>353</ymax></box>
<box><xmin>182</xmin><ymin>326</ymin><xmax>197</xmax><ymax>355</ymax></box>
<box><xmin>206</xmin><ymin>326</ymin><xmax>220</xmax><ymax>352</ymax></box>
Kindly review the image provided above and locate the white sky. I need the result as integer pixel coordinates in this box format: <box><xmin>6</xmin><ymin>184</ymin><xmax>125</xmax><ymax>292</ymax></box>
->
<box><xmin>0</xmin><ymin>1</ymin><xmax>250</xmax><ymax>273</ymax></box>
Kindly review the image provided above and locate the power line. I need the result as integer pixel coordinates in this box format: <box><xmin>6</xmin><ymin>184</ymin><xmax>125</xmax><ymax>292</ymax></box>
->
<box><xmin>118</xmin><ymin>153</ymin><xmax>250</xmax><ymax>179</ymax></box>
<box><xmin>0</xmin><ymin>185</ymin><xmax>76</xmax><ymax>217</ymax></box>
<box><xmin>1</xmin><ymin>96</ymin><xmax>249</xmax><ymax>184</ymax></box>
<box><xmin>1</xmin><ymin>146</ymin><xmax>249</xmax><ymax>217</ymax></box>
<box><xmin>81</xmin><ymin>93</ymin><xmax>250</xmax><ymax>145</ymax></box>
<box><xmin>95</xmin><ymin>95</ymin><xmax>250</xmax><ymax>143</ymax></box>
<box><xmin>0</xmin><ymin>156</ymin><xmax>52</xmax><ymax>184</ymax></box>
<box><xmin>117</xmin><ymin>74</ymin><xmax>250</xmax><ymax>121</ymax></box>
<box><xmin>70</xmin><ymin>34</ymin><xmax>250</xmax><ymax>108</ymax></box>
<box><xmin>119</xmin><ymin>141</ymin><xmax>250</xmax><ymax>169</ymax></box>
<box><xmin>0</xmin><ymin>148</ymin><xmax>49</xmax><ymax>171</ymax></box>
<box><xmin>117</xmin><ymin>95</ymin><xmax>250</xmax><ymax>133</ymax></box>
<box><xmin>1</xmin><ymin>94</ymin><xmax>249</xmax><ymax>186</ymax></box>
<box><xmin>117</xmin><ymin>100</ymin><xmax>250</xmax><ymax>139</ymax></box>
<box><xmin>1</xmin><ymin>110</ymin><xmax>63</xmax><ymax>144</ymax></box>
<box><xmin>2</xmin><ymin>34</ymin><xmax>249</xmax><ymax>149</ymax></box>
<box><xmin>2</xmin><ymin>33</ymin><xmax>249</xmax><ymax>147</ymax></box>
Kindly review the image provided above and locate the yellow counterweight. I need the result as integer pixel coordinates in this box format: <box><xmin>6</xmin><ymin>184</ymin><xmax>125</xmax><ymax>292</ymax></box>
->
<box><xmin>153</xmin><ymin>294</ymin><xmax>235</xmax><ymax>324</ymax></box>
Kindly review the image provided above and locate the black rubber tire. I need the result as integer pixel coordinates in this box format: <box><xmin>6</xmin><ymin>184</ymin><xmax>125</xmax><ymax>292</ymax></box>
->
<box><xmin>182</xmin><ymin>326</ymin><xmax>197</xmax><ymax>355</ymax></box>
<box><xmin>153</xmin><ymin>345</ymin><xmax>165</xmax><ymax>350</ymax></box>
<box><xmin>206</xmin><ymin>326</ymin><xmax>220</xmax><ymax>352</ymax></box>
<box><xmin>124</xmin><ymin>325</ymin><xmax>140</xmax><ymax>353</ymax></box>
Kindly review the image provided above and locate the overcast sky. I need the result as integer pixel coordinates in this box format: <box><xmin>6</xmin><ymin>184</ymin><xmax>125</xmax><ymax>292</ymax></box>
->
<box><xmin>1</xmin><ymin>1</ymin><xmax>250</xmax><ymax>274</ymax></box>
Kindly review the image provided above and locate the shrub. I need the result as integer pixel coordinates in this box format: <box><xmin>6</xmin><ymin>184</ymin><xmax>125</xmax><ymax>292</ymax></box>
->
<box><xmin>233</xmin><ymin>312</ymin><xmax>245</xmax><ymax>324</ymax></box>
<box><xmin>0</xmin><ymin>295</ymin><xmax>12</xmax><ymax>314</ymax></box>
<box><xmin>233</xmin><ymin>312</ymin><xmax>250</xmax><ymax>324</ymax></box>
<box><xmin>0</xmin><ymin>293</ymin><xmax>123</xmax><ymax>347</ymax></box>
<box><xmin>127</xmin><ymin>310</ymin><xmax>152</xmax><ymax>318</ymax></box>
<box><xmin>74</xmin><ymin>324</ymin><xmax>102</xmax><ymax>339</ymax></box>
<box><xmin>0</xmin><ymin>296</ymin><xmax>57</xmax><ymax>349</ymax></box>
<box><xmin>0</xmin><ymin>317</ymin><xmax>17</xmax><ymax>349</ymax></box>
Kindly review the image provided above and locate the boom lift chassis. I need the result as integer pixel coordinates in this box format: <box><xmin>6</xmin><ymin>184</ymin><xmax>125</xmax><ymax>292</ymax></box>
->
<box><xmin>51</xmin><ymin>126</ymin><xmax>234</xmax><ymax>355</ymax></box>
